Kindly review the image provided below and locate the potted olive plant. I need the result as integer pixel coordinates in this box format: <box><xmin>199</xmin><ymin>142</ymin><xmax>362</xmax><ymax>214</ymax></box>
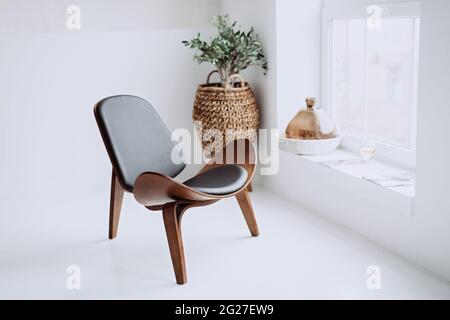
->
<box><xmin>183</xmin><ymin>15</ymin><xmax>268</xmax><ymax>87</ymax></box>
<box><xmin>183</xmin><ymin>15</ymin><xmax>267</xmax><ymax>156</ymax></box>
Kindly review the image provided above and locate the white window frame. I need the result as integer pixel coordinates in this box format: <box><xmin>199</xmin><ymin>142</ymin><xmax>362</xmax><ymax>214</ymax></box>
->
<box><xmin>321</xmin><ymin>2</ymin><xmax>420</xmax><ymax>169</ymax></box>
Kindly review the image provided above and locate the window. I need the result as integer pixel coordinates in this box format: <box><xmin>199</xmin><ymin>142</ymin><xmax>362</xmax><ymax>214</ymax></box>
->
<box><xmin>322</xmin><ymin>2</ymin><xmax>420</xmax><ymax>168</ymax></box>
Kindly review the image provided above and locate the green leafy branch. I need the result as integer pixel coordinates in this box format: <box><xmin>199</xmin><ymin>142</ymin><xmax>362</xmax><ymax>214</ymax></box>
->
<box><xmin>183</xmin><ymin>15</ymin><xmax>268</xmax><ymax>87</ymax></box>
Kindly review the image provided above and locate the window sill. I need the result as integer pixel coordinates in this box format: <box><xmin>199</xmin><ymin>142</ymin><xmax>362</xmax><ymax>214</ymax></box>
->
<box><xmin>298</xmin><ymin>148</ymin><xmax>415</xmax><ymax>198</ymax></box>
<box><xmin>278</xmin><ymin>146</ymin><xmax>415</xmax><ymax>216</ymax></box>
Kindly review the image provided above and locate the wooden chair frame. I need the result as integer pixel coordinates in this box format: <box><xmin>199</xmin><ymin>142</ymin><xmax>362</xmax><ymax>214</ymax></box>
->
<box><xmin>107</xmin><ymin>139</ymin><xmax>259</xmax><ymax>284</ymax></box>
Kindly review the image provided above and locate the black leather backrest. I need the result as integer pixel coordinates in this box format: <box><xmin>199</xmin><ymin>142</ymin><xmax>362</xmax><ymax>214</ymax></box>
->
<box><xmin>94</xmin><ymin>95</ymin><xmax>185</xmax><ymax>191</ymax></box>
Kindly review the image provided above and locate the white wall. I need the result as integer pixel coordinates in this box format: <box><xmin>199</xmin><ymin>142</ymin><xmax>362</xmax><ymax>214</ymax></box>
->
<box><xmin>0</xmin><ymin>0</ymin><xmax>219</xmax><ymax>34</ymax></box>
<box><xmin>0</xmin><ymin>0</ymin><xmax>218</xmax><ymax>215</ymax></box>
<box><xmin>275</xmin><ymin>0</ymin><xmax>322</xmax><ymax>130</ymax></box>
<box><xmin>413</xmin><ymin>0</ymin><xmax>450</xmax><ymax>280</ymax></box>
<box><xmin>258</xmin><ymin>0</ymin><xmax>323</xmax><ymax>189</ymax></box>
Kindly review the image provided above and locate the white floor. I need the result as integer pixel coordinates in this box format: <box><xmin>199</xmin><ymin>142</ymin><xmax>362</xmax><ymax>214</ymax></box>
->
<box><xmin>1</xmin><ymin>188</ymin><xmax>449</xmax><ymax>299</ymax></box>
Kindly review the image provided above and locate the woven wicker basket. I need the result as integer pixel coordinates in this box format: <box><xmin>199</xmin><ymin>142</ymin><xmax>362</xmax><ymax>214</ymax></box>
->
<box><xmin>193</xmin><ymin>72</ymin><xmax>259</xmax><ymax>153</ymax></box>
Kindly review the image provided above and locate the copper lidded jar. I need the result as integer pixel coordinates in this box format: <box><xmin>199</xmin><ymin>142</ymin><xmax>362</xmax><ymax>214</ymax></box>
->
<box><xmin>285</xmin><ymin>97</ymin><xmax>337</xmax><ymax>140</ymax></box>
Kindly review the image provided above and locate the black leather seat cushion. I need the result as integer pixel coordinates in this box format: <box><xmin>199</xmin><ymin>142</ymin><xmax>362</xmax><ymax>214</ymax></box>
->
<box><xmin>184</xmin><ymin>165</ymin><xmax>248</xmax><ymax>195</ymax></box>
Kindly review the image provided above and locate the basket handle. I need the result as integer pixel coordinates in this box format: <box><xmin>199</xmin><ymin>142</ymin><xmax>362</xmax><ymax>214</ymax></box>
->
<box><xmin>206</xmin><ymin>71</ymin><xmax>246</xmax><ymax>89</ymax></box>
<box><xmin>206</xmin><ymin>70</ymin><xmax>220</xmax><ymax>84</ymax></box>
<box><xmin>226</xmin><ymin>74</ymin><xmax>246</xmax><ymax>89</ymax></box>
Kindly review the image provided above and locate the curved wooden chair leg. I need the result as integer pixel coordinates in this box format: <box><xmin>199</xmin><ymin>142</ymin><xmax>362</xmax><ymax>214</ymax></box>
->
<box><xmin>109</xmin><ymin>170</ymin><xmax>124</xmax><ymax>239</ymax></box>
<box><xmin>163</xmin><ymin>202</ymin><xmax>187</xmax><ymax>285</ymax></box>
<box><xmin>247</xmin><ymin>182</ymin><xmax>253</xmax><ymax>192</ymax></box>
<box><xmin>235</xmin><ymin>189</ymin><xmax>260</xmax><ymax>237</ymax></box>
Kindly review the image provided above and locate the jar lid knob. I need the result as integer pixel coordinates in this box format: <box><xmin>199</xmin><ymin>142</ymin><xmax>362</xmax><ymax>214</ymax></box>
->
<box><xmin>306</xmin><ymin>97</ymin><xmax>316</xmax><ymax>109</ymax></box>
